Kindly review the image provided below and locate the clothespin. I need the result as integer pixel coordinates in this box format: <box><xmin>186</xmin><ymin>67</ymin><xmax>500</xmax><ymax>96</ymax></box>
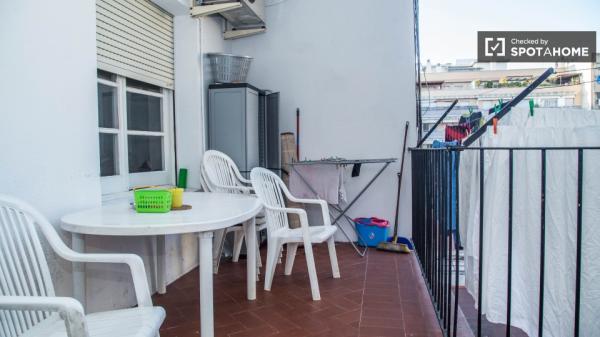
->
<box><xmin>495</xmin><ymin>99</ymin><xmax>503</xmax><ymax>114</ymax></box>
<box><xmin>529</xmin><ymin>98</ymin><xmax>535</xmax><ymax>117</ymax></box>
<box><xmin>492</xmin><ymin>117</ymin><xmax>498</xmax><ymax>134</ymax></box>
<box><xmin>468</xmin><ymin>107</ymin><xmax>474</xmax><ymax>115</ymax></box>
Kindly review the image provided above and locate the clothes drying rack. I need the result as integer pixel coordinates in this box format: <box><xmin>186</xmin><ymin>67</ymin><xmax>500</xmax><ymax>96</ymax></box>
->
<box><xmin>290</xmin><ymin>158</ymin><xmax>397</xmax><ymax>256</ymax></box>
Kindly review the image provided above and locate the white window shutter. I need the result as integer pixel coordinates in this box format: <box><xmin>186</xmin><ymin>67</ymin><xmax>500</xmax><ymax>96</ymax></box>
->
<box><xmin>96</xmin><ymin>0</ymin><xmax>174</xmax><ymax>89</ymax></box>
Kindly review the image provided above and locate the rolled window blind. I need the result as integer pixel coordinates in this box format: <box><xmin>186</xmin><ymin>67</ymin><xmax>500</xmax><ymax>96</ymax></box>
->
<box><xmin>96</xmin><ymin>0</ymin><xmax>174</xmax><ymax>89</ymax></box>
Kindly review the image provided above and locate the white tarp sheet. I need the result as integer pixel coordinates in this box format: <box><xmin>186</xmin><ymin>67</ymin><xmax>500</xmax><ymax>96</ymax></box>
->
<box><xmin>459</xmin><ymin>106</ymin><xmax>600</xmax><ymax>337</ymax></box>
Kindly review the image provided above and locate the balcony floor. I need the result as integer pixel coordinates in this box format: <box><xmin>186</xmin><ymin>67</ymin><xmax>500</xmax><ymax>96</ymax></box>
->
<box><xmin>154</xmin><ymin>243</ymin><xmax>443</xmax><ymax>337</ymax></box>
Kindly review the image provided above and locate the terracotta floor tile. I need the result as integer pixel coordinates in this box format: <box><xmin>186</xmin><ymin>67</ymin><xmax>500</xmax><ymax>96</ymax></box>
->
<box><xmin>359</xmin><ymin>326</ymin><xmax>406</xmax><ymax>337</ymax></box>
<box><xmin>154</xmin><ymin>244</ymin><xmax>441</xmax><ymax>337</ymax></box>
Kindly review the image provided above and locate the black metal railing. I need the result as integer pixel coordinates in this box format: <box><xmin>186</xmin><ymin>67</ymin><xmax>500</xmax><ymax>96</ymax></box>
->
<box><xmin>411</xmin><ymin>146</ymin><xmax>600</xmax><ymax>337</ymax></box>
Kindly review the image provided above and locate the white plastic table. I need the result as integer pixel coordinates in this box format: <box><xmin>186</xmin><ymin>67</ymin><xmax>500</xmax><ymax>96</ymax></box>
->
<box><xmin>61</xmin><ymin>192</ymin><xmax>262</xmax><ymax>337</ymax></box>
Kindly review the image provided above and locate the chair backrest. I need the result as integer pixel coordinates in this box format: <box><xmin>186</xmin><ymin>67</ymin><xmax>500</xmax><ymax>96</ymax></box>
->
<box><xmin>199</xmin><ymin>163</ymin><xmax>214</xmax><ymax>193</ymax></box>
<box><xmin>250</xmin><ymin>168</ymin><xmax>290</xmax><ymax>233</ymax></box>
<box><xmin>202</xmin><ymin>150</ymin><xmax>246</xmax><ymax>194</ymax></box>
<box><xmin>0</xmin><ymin>195</ymin><xmax>56</xmax><ymax>336</ymax></box>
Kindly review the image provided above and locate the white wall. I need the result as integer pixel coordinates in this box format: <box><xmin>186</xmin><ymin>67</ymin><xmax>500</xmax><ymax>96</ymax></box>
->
<box><xmin>231</xmin><ymin>0</ymin><xmax>417</xmax><ymax>238</ymax></box>
<box><xmin>0</xmin><ymin>0</ymin><xmax>416</xmax><ymax>314</ymax></box>
<box><xmin>201</xmin><ymin>16</ymin><xmax>232</xmax><ymax>149</ymax></box>
<box><xmin>0</xmin><ymin>0</ymin><xmax>223</xmax><ymax>313</ymax></box>
<box><xmin>0</xmin><ymin>0</ymin><xmax>101</xmax><ymax>300</ymax></box>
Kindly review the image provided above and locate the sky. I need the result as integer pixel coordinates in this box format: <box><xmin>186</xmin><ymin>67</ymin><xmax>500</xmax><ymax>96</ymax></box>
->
<box><xmin>420</xmin><ymin>0</ymin><xmax>600</xmax><ymax>65</ymax></box>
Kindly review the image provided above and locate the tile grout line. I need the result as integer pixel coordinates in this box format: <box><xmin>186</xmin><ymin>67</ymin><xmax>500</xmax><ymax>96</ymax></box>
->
<box><xmin>394</xmin><ymin>251</ymin><xmax>406</xmax><ymax>336</ymax></box>
<box><xmin>357</xmin><ymin>248</ymin><xmax>369</xmax><ymax>337</ymax></box>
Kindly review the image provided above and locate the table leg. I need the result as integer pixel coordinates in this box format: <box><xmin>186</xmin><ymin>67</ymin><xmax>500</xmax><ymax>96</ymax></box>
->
<box><xmin>156</xmin><ymin>235</ymin><xmax>166</xmax><ymax>294</ymax></box>
<box><xmin>243</xmin><ymin>218</ymin><xmax>257</xmax><ymax>300</ymax></box>
<box><xmin>198</xmin><ymin>232</ymin><xmax>214</xmax><ymax>337</ymax></box>
<box><xmin>71</xmin><ymin>233</ymin><xmax>86</xmax><ymax>307</ymax></box>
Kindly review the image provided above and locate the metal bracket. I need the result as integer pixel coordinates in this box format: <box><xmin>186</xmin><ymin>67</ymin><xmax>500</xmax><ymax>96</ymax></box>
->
<box><xmin>190</xmin><ymin>2</ymin><xmax>242</xmax><ymax>18</ymax></box>
<box><xmin>224</xmin><ymin>27</ymin><xmax>266</xmax><ymax>40</ymax></box>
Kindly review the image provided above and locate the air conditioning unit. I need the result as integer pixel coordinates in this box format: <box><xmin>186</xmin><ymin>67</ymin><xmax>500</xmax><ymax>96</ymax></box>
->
<box><xmin>192</xmin><ymin>0</ymin><xmax>266</xmax><ymax>39</ymax></box>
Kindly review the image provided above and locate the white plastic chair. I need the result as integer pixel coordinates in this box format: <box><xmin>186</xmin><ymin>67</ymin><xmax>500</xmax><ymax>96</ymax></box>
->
<box><xmin>0</xmin><ymin>195</ymin><xmax>165</xmax><ymax>337</ymax></box>
<box><xmin>250</xmin><ymin>167</ymin><xmax>340</xmax><ymax>301</ymax></box>
<box><xmin>200</xmin><ymin>163</ymin><xmax>250</xmax><ymax>273</ymax></box>
<box><xmin>202</xmin><ymin>150</ymin><xmax>267</xmax><ymax>273</ymax></box>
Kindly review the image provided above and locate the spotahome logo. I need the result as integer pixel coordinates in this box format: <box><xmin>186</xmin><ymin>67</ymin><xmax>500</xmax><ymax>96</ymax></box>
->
<box><xmin>478</xmin><ymin>31</ymin><xmax>596</xmax><ymax>62</ymax></box>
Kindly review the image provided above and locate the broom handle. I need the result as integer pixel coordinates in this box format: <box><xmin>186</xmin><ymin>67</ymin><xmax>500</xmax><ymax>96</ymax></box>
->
<box><xmin>393</xmin><ymin>121</ymin><xmax>410</xmax><ymax>240</ymax></box>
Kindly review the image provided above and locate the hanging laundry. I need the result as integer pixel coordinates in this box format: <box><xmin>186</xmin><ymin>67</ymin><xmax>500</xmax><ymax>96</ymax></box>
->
<box><xmin>351</xmin><ymin>163</ymin><xmax>361</xmax><ymax>177</ymax></box>
<box><xmin>459</xmin><ymin>111</ymin><xmax>483</xmax><ymax>132</ymax></box>
<box><xmin>289</xmin><ymin>164</ymin><xmax>347</xmax><ymax>204</ymax></box>
<box><xmin>445</xmin><ymin>125</ymin><xmax>470</xmax><ymax>142</ymax></box>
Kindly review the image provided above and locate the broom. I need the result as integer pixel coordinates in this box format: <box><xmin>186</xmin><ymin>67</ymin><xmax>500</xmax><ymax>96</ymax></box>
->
<box><xmin>377</xmin><ymin>121</ymin><xmax>411</xmax><ymax>253</ymax></box>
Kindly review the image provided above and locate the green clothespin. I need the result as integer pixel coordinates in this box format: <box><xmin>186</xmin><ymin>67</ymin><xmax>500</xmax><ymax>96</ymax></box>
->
<box><xmin>468</xmin><ymin>107</ymin><xmax>474</xmax><ymax>115</ymax></box>
<box><xmin>529</xmin><ymin>99</ymin><xmax>535</xmax><ymax>117</ymax></box>
<box><xmin>494</xmin><ymin>99</ymin><xmax>502</xmax><ymax>114</ymax></box>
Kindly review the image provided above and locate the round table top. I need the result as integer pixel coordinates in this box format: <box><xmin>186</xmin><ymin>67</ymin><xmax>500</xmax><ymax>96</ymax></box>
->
<box><xmin>60</xmin><ymin>192</ymin><xmax>262</xmax><ymax>236</ymax></box>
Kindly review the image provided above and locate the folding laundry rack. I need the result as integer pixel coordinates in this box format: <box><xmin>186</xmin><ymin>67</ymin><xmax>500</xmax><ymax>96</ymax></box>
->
<box><xmin>290</xmin><ymin>158</ymin><xmax>397</xmax><ymax>256</ymax></box>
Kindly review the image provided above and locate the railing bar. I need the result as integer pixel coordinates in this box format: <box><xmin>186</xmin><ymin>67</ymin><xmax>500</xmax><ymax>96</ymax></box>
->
<box><xmin>434</xmin><ymin>151</ymin><xmax>440</xmax><ymax>307</ymax></box>
<box><xmin>426</xmin><ymin>152</ymin><xmax>430</xmax><ymax>288</ymax></box>
<box><xmin>538</xmin><ymin>149</ymin><xmax>546</xmax><ymax>337</ymax></box>
<box><xmin>506</xmin><ymin>149</ymin><xmax>514</xmax><ymax>337</ymax></box>
<box><xmin>445</xmin><ymin>151</ymin><xmax>450</xmax><ymax>332</ymax></box>
<box><xmin>433</xmin><ymin>151</ymin><xmax>438</xmax><ymax>305</ymax></box>
<box><xmin>477</xmin><ymin>149</ymin><xmax>484</xmax><ymax>337</ymax></box>
<box><xmin>446</xmin><ymin>151</ymin><xmax>452</xmax><ymax>332</ymax></box>
<box><xmin>442</xmin><ymin>150</ymin><xmax>446</xmax><ymax>326</ymax></box>
<box><xmin>427</xmin><ymin>152</ymin><xmax>432</xmax><ymax>286</ymax></box>
<box><xmin>440</xmin><ymin>150</ymin><xmax>445</xmax><ymax>326</ymax></box>
<box><xmin>453</xmin><ymin>152</ymin><xmax>460</xmax><ymax>337</ymax></box>
<box><xmin>574</xmin><ymin>149</ymin><xmax>583</xmax><ymax>337</ymax></box>
<box><xmin>438</xmin><ymin>150</ymin><xmax>442</xmax><ymax>317</ymax></box>
<box><xmin>440</xmin><ymin>150</ymin><xmax>445</xmax><ymax>316</ymax></box>
<box><xmin>438</xmin><ymin>150</ymin><xmax>442</xmax><ymax>308</ymax></box>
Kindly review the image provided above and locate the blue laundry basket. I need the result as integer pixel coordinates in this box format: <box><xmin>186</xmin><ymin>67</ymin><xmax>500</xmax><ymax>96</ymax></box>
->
<box><xmin>354</xmin><ymin>217</ymin><xmax>390</xmax><ymax>247</ymax></box>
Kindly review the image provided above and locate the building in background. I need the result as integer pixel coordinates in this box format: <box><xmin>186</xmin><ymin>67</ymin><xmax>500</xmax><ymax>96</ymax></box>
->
<box><xmin>419</xmin><ymin>56</ymin><xmax>600</xmax><ymax>145</ymax></box>
<box><xmin>580</xmin><ymin>53</ymin><xmax>600</xmax><ymax>109</ymax></box>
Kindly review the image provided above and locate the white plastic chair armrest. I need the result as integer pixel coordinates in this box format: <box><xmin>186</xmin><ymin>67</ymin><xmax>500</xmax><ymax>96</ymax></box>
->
<box><xmin>277</xmin><ymin>190</ymin><xmax>332</xmax><ymax>226</ymax></box>
<box><xmin>233</xmin><ymin>170</ymin><xmax>252</xmax><ymax>186</ymax></box>
<box><xmin>23</xmin><ymin>204</ymin><xmax>154</xmax><ymax>308</ymax></box>
<box><xmin>0</xmin><ymin>296</ymin><xmax>89</xmax><ymax>337</ymax></box>
<box><xmin>214</xmin><ymin>183</ymin><xmax>254</xmax><ymax>195</ymax></box>
<box><xmin>58</xmin><ymin>252</ymin><xmax>152</xmax><ymax>307</ymax></box>
<box><xmin>264</xmin><ymin>205</ymin><xmax>310</xmax><ymax>229</ymax></box>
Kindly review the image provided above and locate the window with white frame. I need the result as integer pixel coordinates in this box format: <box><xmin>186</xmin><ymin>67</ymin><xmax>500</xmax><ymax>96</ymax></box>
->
<box><xmin>97</xmin><ymin>70</ymin><xmax>174</xmax><ymax>194</ymax></box>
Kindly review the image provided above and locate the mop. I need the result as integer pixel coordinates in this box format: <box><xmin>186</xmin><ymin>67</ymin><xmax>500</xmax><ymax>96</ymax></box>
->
<box><xmin>377</xmin><ymin>121</ymin><xmax>411</xmax><ymax>253</ymax></box>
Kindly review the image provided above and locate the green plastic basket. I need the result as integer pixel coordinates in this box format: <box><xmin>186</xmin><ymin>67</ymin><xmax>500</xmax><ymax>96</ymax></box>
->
<box><xmin>134</xmin><ymin>190</ymin><xmax>172</xmax><ymax>213</ymax></box>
